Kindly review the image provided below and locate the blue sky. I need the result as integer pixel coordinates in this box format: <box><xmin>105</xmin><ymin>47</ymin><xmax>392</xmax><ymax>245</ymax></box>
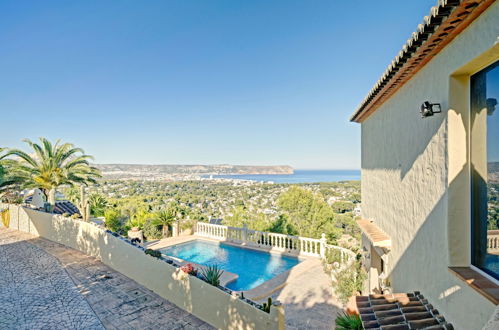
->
<box><xmin>1</xmin><ymin>0</ymin><xmax>436</xmax><ymax>169</ymax></box>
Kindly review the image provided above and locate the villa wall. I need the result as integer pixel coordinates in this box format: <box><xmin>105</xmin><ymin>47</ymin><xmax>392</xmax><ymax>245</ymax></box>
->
<box><xmin>360</xmin><ymin>3</ymin><xmax>499</xmax><ymax>329</ymax></box>
<box><xmin>0</xmin><ymin>203</ymin><xmax>284</xmax><ymax>330</ymax></box>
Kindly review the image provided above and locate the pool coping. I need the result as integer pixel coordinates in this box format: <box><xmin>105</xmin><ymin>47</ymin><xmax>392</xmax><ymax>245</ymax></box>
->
<box><xmin>165</xmin><ymin>254</ymin><xmax>239</xmax><ymax>287</ymax></box>
<box><xmin>147</xmin><ymin>235</ymin><xmax>319</xmax><ymax>299</ymax></box>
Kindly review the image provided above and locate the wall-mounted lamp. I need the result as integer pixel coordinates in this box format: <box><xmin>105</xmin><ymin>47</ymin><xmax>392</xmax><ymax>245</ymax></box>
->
<box><xmin>420</xmin><ymin>101</ymin><xmax>442</xmax><ymax>118</ymax></box>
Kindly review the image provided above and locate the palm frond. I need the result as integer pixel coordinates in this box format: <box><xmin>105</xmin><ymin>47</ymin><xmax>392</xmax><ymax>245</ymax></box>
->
<box><xmin>1</xmin><ymin>138</ymin><xmax>101</xmax><ymax>203</ymax></box>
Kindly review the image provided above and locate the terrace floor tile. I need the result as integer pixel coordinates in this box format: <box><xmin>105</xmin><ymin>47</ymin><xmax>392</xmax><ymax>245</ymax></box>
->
<box><xmin>0</xmin><ymin>227</ymin><xmax>213</xmax><ymax>329</ymax></box>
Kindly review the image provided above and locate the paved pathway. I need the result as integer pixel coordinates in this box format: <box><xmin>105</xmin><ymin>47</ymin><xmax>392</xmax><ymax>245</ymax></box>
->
<box><xmin>0</xmin><ymin>228</ymin><xmax>212</xmax><ymax>330</ymax></box>
<box><xmin>0</xmin><ymin>230</ymin><xmax>103</xmax><ymax>329</ymax></box>
<box><xmin>257</xmin><ymin>258</ymin><xmax>343</xmax><ymax>329</ymax></box>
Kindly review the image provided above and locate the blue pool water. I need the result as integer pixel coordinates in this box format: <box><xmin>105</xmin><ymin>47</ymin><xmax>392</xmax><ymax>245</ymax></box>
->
<box><xmin>160</xmin><ymin>240</ymin><xmax>301</xmax><ymax>291</ymax></box>
<box><xmin>483</xmin><ymin>254</ymin><xmax>499</xmax><ymax>278</ymax></box>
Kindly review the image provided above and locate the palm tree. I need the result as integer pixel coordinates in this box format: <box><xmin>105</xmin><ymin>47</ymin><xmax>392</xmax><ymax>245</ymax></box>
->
<box><xmin>0</xmin><ymin>148</ymin><xmax>24</xmax><ymax>197</ymax></box>
<box><xmin>5</xmin><ymin>138</ymin><xmax>101</xmax><ymax>209</ymax></box>
<box><xmin>151</xmin><ymin>201</ymin><xmax>188</xmax><ymax>237</ymax></box>
<box><xmin>152</xmin><ymin>208</ymin><xmax>176</xmax><ymax>238</ymax></box>
<box><xmin>88</xmin><ymin>193</ymin><xmax>108</xmax><ymax>217</ymax></box>
<box><xmin>62</xmin><ymin>186</ymin><xmax>80</xmax><ymax>204</ymax></box>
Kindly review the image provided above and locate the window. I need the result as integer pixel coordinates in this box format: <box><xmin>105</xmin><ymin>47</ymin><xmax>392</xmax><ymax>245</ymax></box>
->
<box><xmin>471</xmin><ymin>61</ymin><xmax>499</xmax><ymax>280</ymax></box>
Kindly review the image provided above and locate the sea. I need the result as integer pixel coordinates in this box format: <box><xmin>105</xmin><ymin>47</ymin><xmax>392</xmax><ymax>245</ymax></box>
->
<box><xmin>207</xmin><ymin>169</ymin><xmax>360</xmax><ymax>184</ymax></box>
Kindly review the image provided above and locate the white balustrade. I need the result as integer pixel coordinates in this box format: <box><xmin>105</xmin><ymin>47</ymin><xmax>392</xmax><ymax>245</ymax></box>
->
<box><xmin>195</xmin><ymin>222</ymin><xmax>356</xmax><ymax>269</ymax></box>
<box><xmin>196</xmin><ymin>222</ymin><xmax>228</xmax><ymax>240</ymax></box>
<box><xmin>488</xmin><ymin>230</ymin><xmax>499</xmax><ymax>253</ymax></box>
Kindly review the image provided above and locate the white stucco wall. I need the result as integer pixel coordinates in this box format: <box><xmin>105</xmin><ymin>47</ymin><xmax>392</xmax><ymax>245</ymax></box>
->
<box><xmin>0</xmin><ymin>204</ymin><xmax>283</xmax><ymax>330</ymax></box>
<box><xmin>360</xmin><ymin>3</ymin><xmax>499</xmax><ymax>329</ymax></box>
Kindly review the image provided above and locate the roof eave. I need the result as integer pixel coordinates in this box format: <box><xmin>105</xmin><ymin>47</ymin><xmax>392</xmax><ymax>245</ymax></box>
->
<box><xmin>350</xmin><ymin>0</ymin><xmax>495</xmax><ymax>123</ymax></box>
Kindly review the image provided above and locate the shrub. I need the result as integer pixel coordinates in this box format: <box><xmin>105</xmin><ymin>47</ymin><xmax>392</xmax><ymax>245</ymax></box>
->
<box><xmin>104</xmin><ymin>208</ymin><xmax>123</xmax><ymax>233</ymax></box>
<box><xmin>180</xmin><ymin>218</ymin><xmax>196</xmax><ymax>232</ymax></box>
<box><xmin>143</xmin><ymin>218</ymin><xmax>162</xmax><ymax>240</ymax></box>
<box><xmin>324</xmin><ymin>248</ymin><xmax>343</xmax><ymax>265</ymax></box>
<box><xmin>335</xmin><ymin>312</ymin><xmax>362</xmax><ymax>330</ymax></box>
<box><xmin>335</xmin><ymin>261</ymin><xmax>366</xmax><ymax>304</ymax></box>
<box><xmin>200</xmin><ymin>265</ymin><xmax>224</xmax><ymax>286</ymax></box>
<box><xmin>332</xmin><ymin>201</ymin><xmax>355</xmax><ymax>214</ymax></box>
<box><xmin>180</xmin><ymin>263</ymin><xmax>198</xmax><ymax>276</ymax></box>
<box><xmin>144</xmin><ymin>249</ymin><xmax>162</xmax><ymax>259</ymax></box>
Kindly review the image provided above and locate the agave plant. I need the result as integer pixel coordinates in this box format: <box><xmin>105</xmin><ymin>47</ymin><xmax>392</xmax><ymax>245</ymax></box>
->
<box><xmin>200</xmin><ymin>265</ymin><xmax>224</xmax><ymax>286</ymax></box>
<box><xmin>4</xmin><ymin>138</ymin><xmax>101</xmax><ymax>209</ymax></box>
<box><xmin>335</xmin><ymin>312</ymin><xmax>362</xmax><ymax>330</ymax></box>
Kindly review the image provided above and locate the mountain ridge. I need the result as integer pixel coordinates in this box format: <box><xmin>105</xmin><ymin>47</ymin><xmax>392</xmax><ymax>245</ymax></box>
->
<box><xmin>94</xmin><ymin>164</ymin><xmax>294</xmax><ymax>180</ymax></box>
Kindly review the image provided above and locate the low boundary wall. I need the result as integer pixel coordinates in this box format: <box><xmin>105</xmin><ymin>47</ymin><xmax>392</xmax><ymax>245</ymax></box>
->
<box><xmin>0</xmin><ymin>204</ymin><xmax>284</xmax><ymax>330</ymax></box>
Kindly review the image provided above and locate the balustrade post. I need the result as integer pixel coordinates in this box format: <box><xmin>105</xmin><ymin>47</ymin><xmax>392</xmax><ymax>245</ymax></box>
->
<box><xmin>320</xmin><ymin>233</ymin><xmax>327</xmax><ymax>259</ymax></box>
<box><xmin>242</xmin><ymin>223</ymin><xmax>248</xmax><ymax>243</ymax></box>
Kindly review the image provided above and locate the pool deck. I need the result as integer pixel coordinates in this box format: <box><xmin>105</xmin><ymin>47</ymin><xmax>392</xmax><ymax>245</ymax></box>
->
<box><xmin>148</xmin><ymin>235</ymin><xmax>344</xmax><ymax>329</ymax></box>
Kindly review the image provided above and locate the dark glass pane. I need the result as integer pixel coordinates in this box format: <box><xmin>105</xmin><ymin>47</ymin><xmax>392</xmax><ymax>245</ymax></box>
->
<box><xmin>471</xmin><ymin>61</ymin><xmax>499</xmax><ymax>280</ymax></box>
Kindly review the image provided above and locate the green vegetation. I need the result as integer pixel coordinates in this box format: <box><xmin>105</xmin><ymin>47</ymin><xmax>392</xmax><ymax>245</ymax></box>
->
<box><xmin>324</xmin><ymin>247</ymin><xmax>344</xmax><ymax>265</ymax></box>
<box><xmin>144</xmin><ymin>249</ymin><xmax>162</xmax><ymax>258</ymax></box>
<box><xmin>201</xmin><ymin>265</ymin><xmax>224</xmax><ymax>286</ymax></box>
<box><xmin>2</xmin><ymin>138</ymin><xmax>101</xmax><ymax>209</ymax></box>
<box><xmin>0</xmin><ymin>148</ymin><xmax>24</xmax><ymax>199</ymax></box>
<box><xmin>85</xmin><ymin>180</ymin><xmax>360</xmax><ymax>245</ymax></box>
<box><xmin>0</xmin><ymin>138</ymin><xmax>361</xmax><ymax>247</ymax></box>
<box><xmin>335</xmin><ymin>312</ymin><xmax>362</xmax><ymax>330</ymax></box>
<box><xmin>88</xmin><ymin>193</ymin><xmax>108</xmax><ymax>217</ymax></box>
<box><xmin>143</xmin><ymin>219</ymin><xmax>162</xmax><ymax>240</ymax></box>
<box><xmin>488</xmin><ymin>183</ymin><xmax>499</xmax><ymax>230</ymax></box>
<box><xmin>277</xmin><ymin>186</ymin><xmax>346</xmax><ymax>240</ymax></box>
<box><xmin>335</xmin><ymin>258</ymin><xmax>366</xmax><ymax>304</ymax></box>
<box><xmin>103</xmin><ymin>208</ymin><xmax>124</xmax><ymax>233</ymax></box>
<box><xmin>332</xmin><ymin>201</ymin><xmax>355</xmax><ymax>214</ymax></box>
<box><xmin>151</xmin><ymin>207</ymin><xmax>176</xmax><ymax>237</ymax></box>
<box><xmin>261</xmin><ymin>297</ymin><xmax>273</xmax><ymax>313</ymax></box>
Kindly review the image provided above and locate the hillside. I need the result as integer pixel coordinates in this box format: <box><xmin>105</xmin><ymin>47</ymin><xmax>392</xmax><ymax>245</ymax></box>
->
<box><xmin>490</xmin><ymin>161</ymin><xmax>499</xmax><ymax>183</ymax></box>
<box><xmin>94</xmin><ymin>164</ymin><xmax>294</xmax><ymax>180</ymax></box>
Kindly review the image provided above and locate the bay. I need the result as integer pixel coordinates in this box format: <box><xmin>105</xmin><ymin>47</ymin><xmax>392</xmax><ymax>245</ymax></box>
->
<box><xmin>207</xmin><ymin>169</ymin><xmax>360</xmax><ymax>184</ymax></box>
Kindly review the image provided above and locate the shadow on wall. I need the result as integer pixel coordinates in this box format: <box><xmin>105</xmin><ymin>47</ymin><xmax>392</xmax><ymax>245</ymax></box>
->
<box><xmin>371</xmin><ymin>133</ymin><xmax>495</xmax><ymax>329</ymax></box>
<box><xmin>16</xmin><ymin>208</ymin><xmax>280</xmax><ymax>330</ymax></box>
<box><xmin>361</xmin><ymin>77</ymin><xmax>499</xmax><ymax>328</ymax></box>
<box><xmin>361</xmin><ymin>84</ymin><xmax>447</xmax><ymax>181</ymax></box>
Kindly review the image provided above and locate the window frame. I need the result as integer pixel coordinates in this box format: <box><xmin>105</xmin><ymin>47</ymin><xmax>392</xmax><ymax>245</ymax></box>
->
<box><xmin>470</xmin><ymin>60</ymin><xmax>499</xmax><ymax>282</ymax></box>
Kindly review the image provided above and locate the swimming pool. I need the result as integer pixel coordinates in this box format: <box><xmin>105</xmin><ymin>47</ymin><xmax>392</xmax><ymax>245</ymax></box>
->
<box><xmin>160</xmin><ymin>240</ymin><xmax>301</xmax><ymax>291</ymax></box>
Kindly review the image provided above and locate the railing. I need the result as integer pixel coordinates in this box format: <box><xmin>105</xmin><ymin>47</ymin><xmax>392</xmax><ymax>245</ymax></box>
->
<box><xmin>196</xmin><ymin>222</ymin><xmax>228</xmax><ymax>240</ymax></box>
<box><xmin>195</xmin><ymin>222</ymin><xmax>356</xmax><ymax>269</ymax></box>
<box><xmin>488</xmin><ymin>230</ymin><xmax>499</xmax><ymax>253</ymax></box>
<box><xmin>323</xmin><ymin>244</ymin><xmax>356</xmax><ymax>271</ymax></box>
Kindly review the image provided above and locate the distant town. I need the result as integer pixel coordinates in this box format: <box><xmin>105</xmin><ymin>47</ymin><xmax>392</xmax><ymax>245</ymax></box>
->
<box><xmin>94</xmin><ymin>164</ymin><xmax>294</xmax><ymax>181</ymax></box>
